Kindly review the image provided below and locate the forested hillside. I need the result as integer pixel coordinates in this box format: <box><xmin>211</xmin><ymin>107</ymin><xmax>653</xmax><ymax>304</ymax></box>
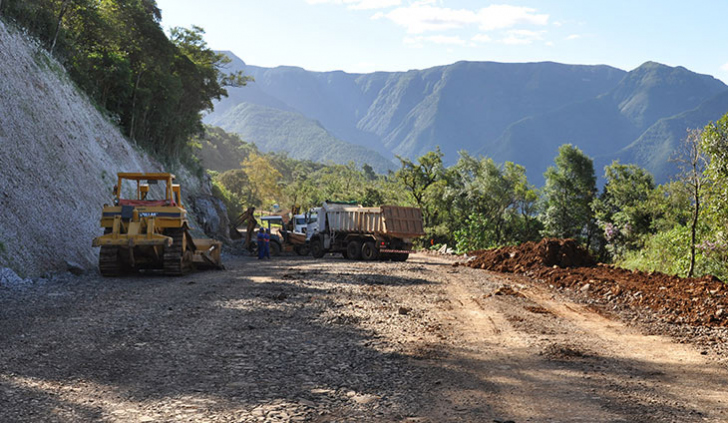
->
<box><xmin>0</xmin><ymin>19</ymin><xmax>163</xmax><ymax>276</ymax></box>
<box><xmin>0</xmin><ymin>1</ymin><xmax>237</xmax><ymax>277</ymax></box>
<box><xmin>208</xmin><ymin>52</ymin><xmax>728</xmax><ymax>184</ymax></box>
<box><xmin>206</xmin><ymin>102</ymin><xmax>395</xmax><ymax>173</ymax></box>
<box><xmin>1</xmin><ymin>0</ymin><xmax>247</xmax><ymax>162</ymax></box>
<box><xmin>492</xmin><ymin>62</ymin><xmax>727</xmax><ymax>183</ymax></box>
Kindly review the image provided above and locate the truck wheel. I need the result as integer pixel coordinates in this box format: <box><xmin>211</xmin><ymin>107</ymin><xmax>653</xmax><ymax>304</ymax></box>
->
<box><xmin>311</xmin><ymin>238</ymin><xmax>325</xmax><ymax>258</ymax></box>
<box><xmin>271</xmin><ymin>241</ymin><xmax>281</xmax><ymax>256</ymax></box>
<box><xmin>361</xmin><ymin>242</ymin><xmax>379</xmax><ymax>261</ymax></box>
<box><xmin>393</xmin><ymin>253</ymin><xmax>409</xmax><ymax>262</ymax></box>
<box><xmin>346</xmin><ymin>240</ymin><xmax>362</xmax><ymax>260</ymax></box>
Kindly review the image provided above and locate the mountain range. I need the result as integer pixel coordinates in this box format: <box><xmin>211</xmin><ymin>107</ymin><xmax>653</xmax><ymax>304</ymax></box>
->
<box><xmin>205</xmin><ymin>52</ymin><xmax>728</xmax><ymax>184</ymax></box>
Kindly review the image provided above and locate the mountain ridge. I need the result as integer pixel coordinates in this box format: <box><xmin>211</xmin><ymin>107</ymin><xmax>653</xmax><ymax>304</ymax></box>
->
<box><xmin>208</xmin><ymin>52</ymin><xmax>728</xmax><ymax>184</ymax></box>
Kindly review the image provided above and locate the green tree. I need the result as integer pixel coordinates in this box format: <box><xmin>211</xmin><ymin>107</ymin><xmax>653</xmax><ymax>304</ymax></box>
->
<box><xmin>674</xmin><ymin>129</ymin><xmax>709</xmax><ymax>277</ymax></box>
<box><xmin>695</xmin><ymin>113</ymin><xmax>728</xmax><ymax>274</ymax></box>
<box><xmin>215</xmin><ymin>168</ymin><xmax>258</xmax><ymax>214</ymax></box>
<box><xmin>448</xmin><ymin>153</ymin><xmax>540</xmax><ymax>252</ymax></box>
<box><xmin>242</xmin><ymin>152</ymin><xmax>283</xmax><ymax>208</ymax></box>
<box><xmin>3</xmin><ymin>0</ymin><xmax>250</xmax><ymax>164</ymax></box>
<box><xmin>592</xmin><ymin>162</ymin><xmax>656</xmax><ymax>257</ymax></box>
<box><xmin>541</xmin><ymin>144</ymin><xmax>596</xmax><ymax>242</ymax></box>
<box><xmin>395</xmin><ymin>148</ymin><xmax>444</xmax><ymax>226</ymax></box>
<box><xmin>702</xmin><ymin>114</ymin><xmax>728</xmax><ymax>225</ymax></box>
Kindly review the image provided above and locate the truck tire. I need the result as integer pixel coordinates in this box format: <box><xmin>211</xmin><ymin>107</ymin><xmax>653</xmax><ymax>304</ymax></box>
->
<box><xmin>393</xmin><ymin>253</ymin><xmax>409</xmax><ymax>262</ymax></box>
<box><xmin>346</xmin><ymin>240</ymin><xmax>362</xmax><ymax>260</ymax></box>
<box><xmin>294</xmin><ymin>245</ymin><xmax>310</xmax><ymax>256</ymax></box>
<box><xmin>271</xmin><ymin>241</ymin><xmax>281</xmax><ymax>256</ymax></box>
<box><xmin>311</xmin><ymin>237</ymin><xmax>325</xmax><ymax>258</ymax></box>
<box><xmin>361</xmin><ymin>241</ymin><xmax>379</xmax><ymax>261</ymax></box>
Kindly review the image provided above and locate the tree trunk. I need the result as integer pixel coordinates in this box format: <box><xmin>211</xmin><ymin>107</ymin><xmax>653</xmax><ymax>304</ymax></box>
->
<box><xmin>129</xmin><ymin>70</ymin><xmax>143</xmax><ymax>141</ymax></box>
<box><xmin>50</xmin><ymin>0</ymin><xmax>71</xmax><ymax>54</ymax></box>
<box><xmin>688</xmin><ymin>184</ymin><xmax>699</xmax><ymax>278</ymax></box>
<box><xmin>0</xmin><ymin>0</ymin><xmax>4</xmax><ymax>16</ymax></box>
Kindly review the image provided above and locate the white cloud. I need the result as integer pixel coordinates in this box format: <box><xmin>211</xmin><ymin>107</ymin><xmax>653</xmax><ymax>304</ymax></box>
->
<box><xmin>386</xmin><ymin>5</ymin><xmax>478</xmax><ymax>33</ymax></box>
<box><xmin>565</xmin><ymin>34</ymin><xmax>581</xmax><ymax>40</ymax></box>
<box><xmin>404</xmin><ymin>35</ymin><xmax>466</xmax><ymax>47</ymax></box>
<box><xmin>721</xmin><ymin>62</ymin><xmax>728</xmax><ymax>72</ymax></box>
<box><xmin>350</xmin><ymin>0</ymin><xmax>401</xmax><ymax>10</ymax></box>
<box><xmin>403</xmin><ymin>36</ymin><xmax>424</xmax><ymax>48</ymax></box>
<box><xmin>476</xmin><ymin>5</ymin><xmax>548</xmax><ymax>31</ymax></box>
<box><xmin>500</xmin><ymin>29</ymin><xmax>545</xmax><ymax>45</ymax></box>
<box><xmin>427</xmin><ymin>35</ymin><xmax>466</xmax><ymax>45</ymax></box>
<box><xmin>384</xmin><ymin>4</ymin><xmax>548</xmax><ymax>34</ymax></box>
<box><xmin>310</xmin><ymin>2</ymin><xmax>550</xmax><ymax>36</ymax></box>
<box><xmin>306</xmin><ymin>0</ymin><xmax>401</xmax><ymax>10</ymax></box>
<box><xmin>471</xmin><ymin>33</ymin><xmax>492</xmax><ymax>43</ymax></box>
<box><xmin>411</xmin><ymin>0</ymin><xmax>439</xmax><ymax>5</ymax></box>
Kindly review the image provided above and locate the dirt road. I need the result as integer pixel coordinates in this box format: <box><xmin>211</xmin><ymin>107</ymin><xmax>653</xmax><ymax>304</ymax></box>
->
<box><xmin>1</xmin><ymin>253</ymin><xmax>727</xmax><ymax>422</ymax></box>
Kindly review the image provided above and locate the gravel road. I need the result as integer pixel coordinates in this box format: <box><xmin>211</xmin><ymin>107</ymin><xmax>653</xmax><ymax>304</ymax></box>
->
<box><xmin>1</xmin><ymin>253</ymin><xmax>727</xmax><ymax>422</ymax></box>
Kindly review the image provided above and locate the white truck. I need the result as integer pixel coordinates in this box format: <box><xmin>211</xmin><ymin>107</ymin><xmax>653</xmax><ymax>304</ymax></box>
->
<box><xmin>308</xmin><ymin>202</ymin><xmax>425</xmax><ymax>261</ymax></box>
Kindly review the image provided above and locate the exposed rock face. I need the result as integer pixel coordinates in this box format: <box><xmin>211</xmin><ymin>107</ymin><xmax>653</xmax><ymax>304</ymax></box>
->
<box><xmin>188</xmin><ymin>194</ymin><xmax>232</xmax><ymax>244</ymax></box>
<box><xmin>0</xmin><ymin>21</ymin><xmax>227</xmax><ymax>276</ymax></box>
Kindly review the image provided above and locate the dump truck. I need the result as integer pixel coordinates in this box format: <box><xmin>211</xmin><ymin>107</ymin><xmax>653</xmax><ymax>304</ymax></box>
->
<box><xmin>92</xmin><ymin>172</ymin><xmax>222</xmax><ymax>276</ymax></box>
<box><xmin>308</xmin><ymin>202</ymin><xmax>425</xmax><ymax>261</ymax></box>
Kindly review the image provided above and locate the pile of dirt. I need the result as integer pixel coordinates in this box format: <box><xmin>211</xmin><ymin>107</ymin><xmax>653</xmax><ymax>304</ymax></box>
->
<box><xmin>466</xmin><ymin>238</ymin><xmax>595</xmax><ymax>272</ymax></box>
<box><xmin>462</xmin><ymin>239</ymin><xmax>728</xmax><ymax>327</ymax></box>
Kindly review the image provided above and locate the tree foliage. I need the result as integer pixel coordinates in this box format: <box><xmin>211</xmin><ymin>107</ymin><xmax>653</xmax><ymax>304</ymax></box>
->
<box><xmin>2</xmin><ymin>0</ymin><xmax>249</xmax><ymax>162</ymax></box>
<box><xmin>540</xmin><ymin>145</ymin><xmax>596</xmax><ymax>240</ymax></box>
<box><xmin>592</xmin><ymin>162</ymin><xmax>656</xmax><ymax>256</ymax></box>
<box><xmin>448</xmin><ymin>153</ymin><xmax>540</xmax><ymax>252</ymax></box>
<box><xmin>395</xmin><ymin>148</ymin><xmax>444</xmax><ymax>227</ymax></box>
<box><xmin>674</xmin><ymin>129</ymin><xmax>709</xmax><ymax>277</ymax></box>
<box><xmin>702</xmin><ymin>114</ymin><xmax>728</xmax><ymax>226</ymax></box>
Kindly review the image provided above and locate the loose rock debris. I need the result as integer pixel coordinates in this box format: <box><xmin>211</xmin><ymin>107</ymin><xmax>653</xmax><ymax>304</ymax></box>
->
<box><xmin>461</xmin><ymin>238</ymin><xmax>728</xmax><ymax>327</ymax></box>
<box><xmin>2</xmin><ymin>254</ymin><xmax>728</xmax><ymax>422</ymax></box>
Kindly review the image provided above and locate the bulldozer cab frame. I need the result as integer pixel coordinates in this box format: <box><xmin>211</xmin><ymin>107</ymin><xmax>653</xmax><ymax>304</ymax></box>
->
<box><xmin>93</xmin><ymin>172</ymin><xmax>222</xmax><ymax>276</ymax></box>
<box><xmin>114</xmin><ymin>173</ymin><xmax>180</xmax><ymax>207</ymax></box>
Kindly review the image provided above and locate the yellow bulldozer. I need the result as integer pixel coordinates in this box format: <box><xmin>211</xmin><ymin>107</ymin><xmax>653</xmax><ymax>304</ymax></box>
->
<box><xmin>92</xmin><ymin>172</ymin><xmax>223</xmax><ymax>276</ymax></box>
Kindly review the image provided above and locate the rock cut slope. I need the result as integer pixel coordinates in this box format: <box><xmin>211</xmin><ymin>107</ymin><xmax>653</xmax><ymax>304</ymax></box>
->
<box><xmin>0</xmin><ymin>21</ymin><xmax>222</xmax><ymax>278</ymax></box>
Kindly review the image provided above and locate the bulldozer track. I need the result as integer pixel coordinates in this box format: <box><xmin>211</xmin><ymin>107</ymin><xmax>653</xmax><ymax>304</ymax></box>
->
<box><xmin>98</xmin><ymin>246</ymin><xmax>122</xmax><ymax>277</ymax></box>
<box><xmin>163</xmin><ymin>228</ymin><xmax>186</xmax><ymax>276</ymax></box>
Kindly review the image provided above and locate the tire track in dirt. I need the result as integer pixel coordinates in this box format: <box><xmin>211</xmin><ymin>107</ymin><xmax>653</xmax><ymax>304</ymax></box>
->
<box><xmin>518</xmin><ymin>281</ymin><xmax>728</xmax><ymax>420</ymax></box>
<box><xmin>422</xmin><ymin>256</ymin><xmax>728</xmax><ymax>422</ymax></box>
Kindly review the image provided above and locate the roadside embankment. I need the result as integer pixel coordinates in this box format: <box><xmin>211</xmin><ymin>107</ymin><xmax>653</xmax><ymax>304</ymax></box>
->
<box><xmin>0</xmin><ymin>21</ymin><xmax>228</xmax><ymax>278</ymax></box>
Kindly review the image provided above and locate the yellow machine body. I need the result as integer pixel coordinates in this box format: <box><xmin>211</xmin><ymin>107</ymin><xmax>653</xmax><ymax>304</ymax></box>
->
<box><xmin>93</xmin><ymin>172</ymin><xmax>222</xmax><ymax>276</ymax></box>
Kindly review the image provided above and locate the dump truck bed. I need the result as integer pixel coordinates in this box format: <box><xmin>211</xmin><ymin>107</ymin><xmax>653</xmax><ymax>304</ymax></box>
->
<box><xmin>324</xmin><ymin>205</ymin><xmax>425</xmax><ymax>238</ymax></box>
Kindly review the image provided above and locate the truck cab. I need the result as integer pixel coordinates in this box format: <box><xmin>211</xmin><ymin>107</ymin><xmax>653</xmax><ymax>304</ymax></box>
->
<box><xmin>303</xmin><ymin>209</ymin><xmax>320</xmax><ymax>241</ymax></box>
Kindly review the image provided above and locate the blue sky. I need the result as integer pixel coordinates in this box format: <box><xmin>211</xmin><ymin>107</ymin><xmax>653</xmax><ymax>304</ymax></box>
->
<box><xmin>155</xmin><ymin>0</ymin><xmax>728</xmax><ymax>80</ymax></box>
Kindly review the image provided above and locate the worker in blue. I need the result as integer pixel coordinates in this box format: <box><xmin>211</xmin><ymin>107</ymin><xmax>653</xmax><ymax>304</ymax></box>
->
<box><xmin>257</xmin><ymin>227</ymin><xmax>266</xmax><ymax>259</ymax></box>
<box><xmin>263</xmin><ymin>228</ymin><xmax>271</xmax><ymax>259</ymax></box>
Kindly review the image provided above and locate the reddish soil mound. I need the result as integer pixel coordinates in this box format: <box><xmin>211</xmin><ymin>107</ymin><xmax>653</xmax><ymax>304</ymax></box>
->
<box><xmin>462</xmin><ymin>239</ymin><xmax>728</xmax><ymax>327</ymax></box>
<box><xmin>467</xmin><ymin>238</ymin><xmax>595</xmax><ymax>272</ymax></box>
